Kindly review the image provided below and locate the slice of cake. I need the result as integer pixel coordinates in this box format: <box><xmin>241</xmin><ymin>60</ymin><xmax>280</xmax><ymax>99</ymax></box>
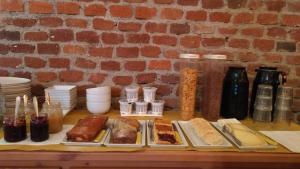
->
<box><xmin>153</xmin><ymin>118</ymin><xmax>178</xmax><ymax>144</ymax></box>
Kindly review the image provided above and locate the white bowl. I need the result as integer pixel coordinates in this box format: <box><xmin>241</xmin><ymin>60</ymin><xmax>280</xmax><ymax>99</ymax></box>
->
<box><xmin>86</xmin><ymin>86</ymin><xmax>111</xmax><ymax>95</ymax></box>
<box><xmin>87</xmin><ymin>102</ymin><xmax>111</xmax><ymax>114</ymax></box>
<box><xmin>87</xmin><ymin>94</ymin><xmax>111</xmax><ymax>102</ymax></box>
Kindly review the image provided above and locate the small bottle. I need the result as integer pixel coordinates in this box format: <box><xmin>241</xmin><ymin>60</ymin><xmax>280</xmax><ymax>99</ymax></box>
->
<box><xmin>3</xmin><ymin>113</ymin><xmax>27</xmax><ymax>142</ymax></box>
<box><xmin>42</xmin><ymin>102</ymin><xmax>63</xmax><ymax>134</ymax></box>
<box><xmin>179</xmin><ymin>53</ymin><xmax>199</xmax><ymax>120</ymax></box>
<box><xmin>30</xmin><ymin>113</ymin><xmax>49</xmax><ymax>142</ymax></box>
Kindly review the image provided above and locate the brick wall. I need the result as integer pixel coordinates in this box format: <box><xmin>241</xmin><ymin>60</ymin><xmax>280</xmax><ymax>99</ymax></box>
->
<box><xmin>0</xmin><ymin>0</ymin><xmax>300</xmax><ymax>111</ymax></box>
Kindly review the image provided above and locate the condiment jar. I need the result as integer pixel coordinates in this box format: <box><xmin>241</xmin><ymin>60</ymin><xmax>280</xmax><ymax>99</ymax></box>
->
<box><xmin>179</xmin><ymin>53</ymin><xmax>199</xmax><ymax>120</ymax></box>
<box><xmin>201</xmin><ymin>54</ymin><xmax>227</xmax><ymax>121</ymax></box>
<box><xmin>42</xmin><ymin>102</ymin><xmax>63</xmax><ymax>134</ymax></box>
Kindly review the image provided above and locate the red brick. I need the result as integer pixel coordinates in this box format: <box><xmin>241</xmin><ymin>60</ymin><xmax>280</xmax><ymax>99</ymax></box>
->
<box><xmin>124</xmin><ymin>61</ymin><xmax>146</xmax><ymax>71</ymax></box>
<box><xmin>164</xmin><ymin>97</ymin><xmax>178</xmax><ymax>110</ymax></box>
<box><xmin>110</xmin><ymin>5</ymin><xmax>132</xmax><ymax>18</ymax></box>
<box><xmin>154</xmin><ymin>0</ymin><xmax>174</xmax><ymax>4</ymax></box>
<box><xmin>149</xmin><ymin>60</ymin><xmax>171</xmax><ymax>70</ymax></box>
<box><xmin>161</xmin><ymin>74</ymin><xmax>179</xmax><ymax>84</ymax></box>
<box><xmin>66</xmin><ymin>18</ymin><xmax>87</xmax><ymax>28</ymax></box>
<box><xmin>161</xmin><ymin>8</ymin><xmax>183</xmax><ymax>20</ymax></box>
<box><xmin>39</xmin><ymin>17</ymin><xmax>63</xmax><ymax>27</ymax></box>
<box><xmin>282</xmin><ymin>14</ymin><xmax>300</xmax><ymax>27</ymax></box>
<box><xmin>59</xmin><ymin>70</ymin><xmax>84</xmax><ymax>83</ymax></box>
<box><xmin>0</xmin><ymin>69</ymin><xmax>9</xmax><ymax>76</ymax></box>
<box><xmin>265</xmin><ymin>0</ymin><xmax>285</xmax><ymax>12</ymax></box>
<box><xmin>29</xmin><ymin>1</ymin><xmax>53</xmax><ymax>14</ymax></box>
<box><xmin>286</xmin><ymin>55</ymin><xmax>300</xmax><ymax>65</ymax></box>
<box><xmin>238</xmin><ymin>52</ymin><xmax>258</xmax><ymax>62</ymax></box>
<box><xmin>136</xmin><ymin>73</ymin><xmax>157</xmax><ymax>84</ymax></box>
<box><xmin>0</xmin><ymin>0</ymin><xmax>23</xmax><ymax>12</ymax></box>
<box><xmin>135</xmin><ymin>7</ymin><xmax>156</xmax><ymax>19</ymax></box>
<box><xmin>228</xmin><ymin>0</ymin><xmax>247</xmax><ymax>9</ymax></box>
<box><xmin>241</xmin><ymin>27</ymin><xmax>264</xmax><ymax>37</ymax></box>
<box><xmin>49</xmin><ymin>58</ymin><xmax>70</xmax><ymax>68</ymax></box>
<box><xmin>57</xmin><ymin>2</ymin><xmax>80</xmax><ymax>15</ymax></box>
<box><xmin>75</xmin><ymin>58</ymin><xmax>96</xmax><ymax>69</ymax></box>
<box><xmin>102</xmin><ymin>32</ymin><xmax>124</xmax><ymax>44</ymax></box>
<box><xmin>229</xmin><ymin>38</ymin><xmax>250</xmax><ymax>49</ymax></box>
<box><xmin>202</xmin><ymin>38</ymin><xmax>225</xmax><ymax>47</ymax></box>
<box><xmin>141</xmin><ymin>46</ymin><xmax>161</xmax><ymax>58</ymax></box>
<box><xmin>36</xmin><ymin>72</ymin><xmax>57</xmax><ymax>83</ymax></box>
<box><xmin>37</xmin><ymin>43</ymin><xmax>59</xmax><ymax>55</ymax></box>
<box><xmin>253</xmin><ymin>39</ymin><xmax>275</xmax><ymax>52</ymax></box>
<box><xmin>257</xmin><ymin>13</ymin><xmax>278</xmax><ymax>25</ymax></box>
<box><xmin>153</xmin><ymin>35</ymin><xmax>177</xmax><ymax>46</ymax></box>
<box><xmin>192</xmin><ymin>24</ymin><xmax>214</xmax><ymax>34</ymax></box>
<box><xmin>202</xmin><ymin>0</ymin><xmax>224</xmax><ymax>9</ymax></box>
<box><xmin>50</xmin><ymin>29</ymin><xmax>74</xmax><ymax>42</ymax></box>
<box><xmin>127</xmin><ymin>33</ymin><xmax>150</xmax><ymax>43</ymax></box>
<box><xmin>218</xmin><ymin>27</ymin><xmax>238</xmax><ymax>35</ymax></box>
<box><xmin>101</xmin><ymin>61</ymin><xmax>120</xmax><ymax>71</ymax></box>
<box><xmin>0</xmin><ymin>30</ymin><xmax>20</xmax><ymax>41</ymax></box>
<box><xmin>209</xmin><ymin>12</ymin><xmax>231</xmax><ymax>23</ymax></box>
<box><xmin>12</xmin><ymin>18</ymin><xmax>37</xmax><ymax>27</ymax></box>
<box><xmin>14</xmin><ymin>71</ymin><xmax>31</xmax><ymax>79</ymax></box>
<box><xmin>112</xmin><ymin>76</ymin><xmax>133</xmax><ymax>85</ymax></box>
<box><xmin>76</xmin><ymin>31</ymin><xmax>99</xmax><ymax>43</ymax></box>
<box><xmin>145</xmin><ymin>22</ymin><xmax>167</xmax><ymax>33</ymax></box>
<box><xmin>155</xmin><ymin>84</ymin><xmax>172</xmax><ymax>96</ymax></box>
<box><xmin>24</xmin><ymin>32</ymin><xmax>48</xmax><ymax>41</ymax></box>
<box><xmin>291</xmin><ymin>29</ymin><xmax>300</xmax><ymax>42</ymax></box>
<box><xmin>63</xmin><ymin>45</ymin><xmax>85</xmax><ymax>55</ymax></box>
<box><xmin>287</xmin><ymin>1</ymin><xmax>300</xmax><ymax>12</ymax></box>
<box><xmin>248</xmin><ymin>0</ymin><xmax>263</xmax><ymax>10</ymax></box>
<box><xmin>10</xmin><ymin>44</ymin><xmax>35</xmax><ymax>53</ymax></box>
<box><xmin>84</xmin><ymin>3</ymin><xmax>106</xmax><ymax>16</ymax></box>
<box><xmin>263</xmin><ymin>53</ymin><xmax>283</xmax><ymax>63</ymax></box>
<box><xmin>180</xmin><ymin>35</ymin><xmax>201</xmax><ymax>48</ymax></box>
<box><xmin>233</xmin><ymin>12</ymin><xmax>254</xmax><ymax>24</ymax></box>
<box><xmin>177</xmin><ymin>0</ymin><xmax>198</xmax><ymax>6</ymax></box>
<box><xmin>89</xmin><ymin>47</ymin><xmax>113</xmax><ymax>58</ymax></box>
<box><xmin>0</xmin><ymin>44</ymin><xmax>9</xmax><ymax>54</ymax></box>
<box><xmin>24</xmin><ymin>56</ymin><xmax>46</xmax><ymax>68</ymax></box>
<box><xmin>118</xmin><ymin>22</ymin><xmax>142</xmax><ymax>32</ymax></box>
<box><xmin>267</xmin><ymin>27</ymin><xmax>287</xmax><ymax>39</ymax></box>
<box><xmin>88</xmin><ymin>73</ymin><xmax>106</xmax><ymax>84</ymax></box>
<box><xmin>170</xmin><ymin>23</ymin><xmax>190</xmax><ymax>35</ymax></box>
<box><xmin>116</xmin><ymin>47</ymin><xmax>139</xmax><ymax>58</ymax></box>
<box><xmin>124</xmin><ymin>0</ymin><xmax>146</xmax><ymax>2</ymax></box>
<box><xmin>164</xmin><ymin>50</ymin><xmax>179</xmax><ymax>59</ymax></box>
<box><xmin>186</xmin><ymin>10</ymin><xmax>207</xmax><ymax>21</ymax></box>
<box><xmin>93</xmin><ymin>18</ymin><xmax>116</xmax><ymax>30</ymax></box>
<box><xmin>0</xmin><ymin>57</ymin><xmax>22</xmax><ymax>68</ymax></box>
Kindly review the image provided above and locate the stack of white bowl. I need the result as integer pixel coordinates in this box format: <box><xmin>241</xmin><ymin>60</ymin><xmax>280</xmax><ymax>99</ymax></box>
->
<box><xmin>45</xmin><ymin>85</ymin><xmax>77</xmax><ymax>116</ymax></box>
<box><xmin>0</xmin><ymin>77</ymin><xmax>31</xmax><ymax>111</ymax></box>
<box><xmin>86</xmin><ymin>86</ymin><xmax>111</xmax><ymax>114</ymax></box>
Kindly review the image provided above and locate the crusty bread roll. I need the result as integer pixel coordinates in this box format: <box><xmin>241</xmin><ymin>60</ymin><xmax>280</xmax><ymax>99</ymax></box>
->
<box><xmin>190</xmin><ymin>118</ymin><xmax>224</xmax><ymax>145</ymax></box>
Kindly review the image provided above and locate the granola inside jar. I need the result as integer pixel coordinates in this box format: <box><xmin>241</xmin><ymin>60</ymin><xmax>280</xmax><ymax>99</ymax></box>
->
<box><xmin>179</xmin><ymin>54</ymin><xmax>199</xmax><ymax>120</ymax></box>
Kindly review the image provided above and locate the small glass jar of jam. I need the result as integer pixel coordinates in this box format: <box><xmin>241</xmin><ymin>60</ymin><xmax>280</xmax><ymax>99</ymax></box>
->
<box><xmin>42</xmin><ymin>102</ymin><xmax>63</xmax><ymax>134</ymax></box>
<box><xmin>3</xmin><ymin>113</ymin><xmax>27</xmax><ymax>142</ymax></box>
<box><xmin>30</xmin><ymin>113</ymin><xmax>49</xmax><ymax>142</ymax></box>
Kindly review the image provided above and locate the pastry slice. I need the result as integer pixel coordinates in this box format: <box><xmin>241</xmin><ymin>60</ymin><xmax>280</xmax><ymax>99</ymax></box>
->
<box><xmin>153</xmin><ymin>118</ymin><xmax>178</xmax><ymax>144</ymax></box>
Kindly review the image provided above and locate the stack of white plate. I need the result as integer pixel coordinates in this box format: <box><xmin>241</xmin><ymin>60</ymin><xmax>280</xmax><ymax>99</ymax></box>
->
<box><xmin>86</xmin><ymin>86</ymin><xmax>111</xmax><ymax>114</ymax></box>
<box><xmin>0</xmin><ymin>77</ymin><xmax>31</xmax><ymax>111</ymax></box>
<box><xmin>45</xmin><ymin>85</ymin><xmax>77</xmax><ymax>116</ymax></box>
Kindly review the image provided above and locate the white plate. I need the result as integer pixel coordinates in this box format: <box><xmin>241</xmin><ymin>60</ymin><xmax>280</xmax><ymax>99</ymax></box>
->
<box><xmin>61</xmin><ymin>119</ymin><xmax>111</xmax><ymax>146</ymax></box>
<box><xmin>0</xmin><ymin>77</ymin><xmax>31</xmax><ymax>85</ymax></box>
<box><xmin>147</xmin><ymin>120</ymin><xmax>189</xmax><ymax>148</ymax></box>
<box><xmin>178</xmin><ymin>121</ymin><xmax>233</xmax><ymax>148</ymax></box>
<box><xmin>104</xmin><ymin>120</ymin><xmax>146</xmax><ymax>148</ymax></box>
<box><xmin>211</xmin><ymin>122</ymin><xmax>277</xmax><ymax>150</ymax></box>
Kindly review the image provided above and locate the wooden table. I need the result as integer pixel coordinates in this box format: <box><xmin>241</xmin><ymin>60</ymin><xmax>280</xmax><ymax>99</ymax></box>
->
<box><xmin>0</xmin><ymin>110</ymin><xmax>300</xmax><ymax>169</ymax></box>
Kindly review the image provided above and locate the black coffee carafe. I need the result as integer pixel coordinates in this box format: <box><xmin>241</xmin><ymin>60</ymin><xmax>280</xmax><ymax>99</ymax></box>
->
<box><xmin>249</xmin><ymin>67</ymin><xmax>287</xmax><ymax>120</ymax></box>
<box><xmin>221</xmin><ymin>67</ymin><xmax>249</xmax><ymax>120</ymax></box>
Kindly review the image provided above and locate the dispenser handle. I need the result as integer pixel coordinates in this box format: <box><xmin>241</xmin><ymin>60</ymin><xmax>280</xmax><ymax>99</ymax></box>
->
<box><xmin>280</xmin><ymin>72</ymin><xmax>287</xmax><ymax>85</ymax></box>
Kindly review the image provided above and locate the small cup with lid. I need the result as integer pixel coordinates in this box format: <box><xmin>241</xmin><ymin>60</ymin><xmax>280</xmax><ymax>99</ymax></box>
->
<box><xmin>119</xmin><ymin>99</ymin><xmax>133</xmax><ymax>115</ymax></box>
<box><xmin>125</xmin><ymin>86</ymin><xmax>139</xmax><ymax>103</ymax></box>
<box><xmin>143</xmin><ymin>87</ymin><xmax>157</xmax><ymax>103</ymax></box>
<box><xmin>135</xmin><ymin>101</ymin><xmax>148</xmax><ymax>114</ymax></box>
<box><xmin>151</xmin><ymin>100</ymin><xmax>165</xmax><ymax>116</ymax></box>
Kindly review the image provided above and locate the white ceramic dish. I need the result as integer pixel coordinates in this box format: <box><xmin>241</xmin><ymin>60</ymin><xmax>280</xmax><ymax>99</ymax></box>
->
<box><xmin>87</xmin><ymin>95</ymin><xmax>111</xmax><ymax>102</ymax></box>
<box><xmin>178</xmin><ymin>121</ymin><xmax>233</xmax><ymax>148</ymax></box>
<box><xmin>86</xmin><ymin>86</ymin><xmax>111</xmax><ymax>95</ymax></box>
<box><xmin>147</xmin><ymin>120</ymin><xmax>189</xmax><ymax>148</ymax></box>
<box><xmin>87</xmin><ymin>102</ymin><xmax>111</xmax><ymax>114</ymax></box>
<box><xmin>104</xmin><ymin>120</ymin><xmax>146</xmax><ymax>148</ymax></box>
<box><xmin>211</xmin><ymin>122</ymin><xmax>277</xmax><ymax>150</ymax></box>
<box><xmin>0</xmin><ymin>77</ymin><xmax>31</xmax><ymax>85</ymax></box>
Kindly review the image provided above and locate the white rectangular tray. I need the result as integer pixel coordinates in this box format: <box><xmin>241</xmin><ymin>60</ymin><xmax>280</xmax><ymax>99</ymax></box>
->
<box><xmin>211</xmin><ymin>122</ymin><xmax>277</xmax><ymax>150</ymax></box>
<box><xmin>104</xmin><ymin>120</ymin><xmax>146</xmax><ymax>148</ymax></box>
<box><xmin>178</xmin><ymin>121</ymin><xmax>233</xmax><ymax>148</ymax></box>
<box><xmin>147</xmin><ymin>120</ymin><xmax>189</xmax><ymax>148</ymax></box>
<box><xmin>121</xmin><ymin>111</ymin><xmax>162</xmax><ymax>117</ymax></box>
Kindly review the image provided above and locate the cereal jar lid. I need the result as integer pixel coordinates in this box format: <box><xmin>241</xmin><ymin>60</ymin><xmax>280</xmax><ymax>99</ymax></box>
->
<box><xmin>179</xmin><ymin>53</ymin><xmax>199</xmax><ymax>59</ymax></box>
<box><xmin>203</xmin><ymin>54</ymin><xmax>227</xmax><ymax>60</ymax></box>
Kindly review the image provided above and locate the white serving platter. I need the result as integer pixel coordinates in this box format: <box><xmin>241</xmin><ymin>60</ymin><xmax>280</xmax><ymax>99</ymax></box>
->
<box><xmin>104</xmin><ymin>120</ymin><xmax>146</xmax><ymax>148</ymax></box>
<box><xmin>0</xmin><ymin>77</ymin><xmax>31</xmax><ymax>85</ymax></box>
<box><xmin>211</xmin><ymin>122</ymin><xmax>277</xmax><ymax>150</ymax></box>
<box><xmin>147</xmin><ymin>120</ymin><xmax>189</xmax><ymax>148</ymax></box>
<box><xmin>178</xmin><ymin>121</ymin><xmax>233</xmax><ymax>148</ymax></box>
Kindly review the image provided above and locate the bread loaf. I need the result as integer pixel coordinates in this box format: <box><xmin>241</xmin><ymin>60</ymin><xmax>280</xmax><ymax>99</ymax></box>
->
<box><xmin>111</xmin><ymin>117</ymin><xmax>140</xmax><ymax>144</ymax></box>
